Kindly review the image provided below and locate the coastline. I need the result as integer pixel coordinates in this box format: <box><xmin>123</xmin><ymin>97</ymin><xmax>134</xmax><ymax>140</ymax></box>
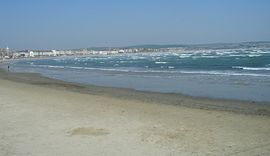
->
<box><xmin>0</xmin><ymin>67</ymin><xmax>270</xmax><ymax>116</ymax></box>
<box><xmin>5</xmin><ymin>53</ymin><xmax>270</xmax><ymax>102</ymax></box>
<box><xmin>1</xmin><ymin>64</ymin><xmax>270</xmax><ymax>155</ymax></box>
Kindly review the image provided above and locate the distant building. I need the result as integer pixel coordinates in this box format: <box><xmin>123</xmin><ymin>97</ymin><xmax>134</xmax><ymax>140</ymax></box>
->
<box><xmin>118</xmin><ymin>50</ymin><xmax>125</xmax><ymax>53</ymax></box>
<box><xmin>13</xmin><ymin>50</ymin><xmax>30</xmax><ymax>58</ymax></box>
<box><xmin>29</xmin><ymin>50</ymin><xmax>55</xmax><ymax>57</ymax></box>
<box><xmin>0</xmin><ymin>46</ymin><xmax>13</xmax><ymax>59</ymax></box>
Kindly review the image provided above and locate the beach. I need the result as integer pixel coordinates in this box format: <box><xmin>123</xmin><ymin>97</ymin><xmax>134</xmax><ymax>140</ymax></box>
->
<box><xmin>1</xmin><ymin>69</ymin><xmax>270</xmax><ymax>156</ymax></box>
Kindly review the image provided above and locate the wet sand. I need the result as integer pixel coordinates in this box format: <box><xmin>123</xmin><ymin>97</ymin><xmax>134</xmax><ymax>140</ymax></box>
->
<box><xmin>0</xmin><ymin>68</ymin><xmax>270</xmax><ymax>155</ymax></box>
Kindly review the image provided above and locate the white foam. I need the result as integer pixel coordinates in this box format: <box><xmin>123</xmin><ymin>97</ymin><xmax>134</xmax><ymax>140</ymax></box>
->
<box><xmin>228</xmin><ymin>54</ymin><xmax>247</xmax><ymax>57</ymax></box>
<box><xmin>233</xmin><ymin>66</ymin><xmax>270</xmax><ymax>71</ymax></box>
<box><xmin>200</xmin><ymin>56</ymin><xmax>219</xmax><ymax>58</ymax></box>
<box><xmin>178</xmin><ymin>54</ymin><xmax>192</xmax><ymax>58</ymax></box>
<box><xmin>32</xmin><ymin>65</ymin><xmax>65</xmax><ymax>69</ymax></box>
<box><xmin>48</xmin><ymin>65</ymin><xmax>65</xmax><ymax>69</ymax></box>
<box><xmin>248</xmin><ymin>54</ymin><xmax>261</xmax><ymax>57</ymax></box>
<box><xmin>155</xmin><ymin>61</ymin><xmax>168</xmax><ymax>64</ymax></box>
<box><xmin>258</xmin><ymin>51</ymin><xmax>270</xmax><ymax>54</ymax></box>
<box><xmin>67</xmin><ymin>66</ymin><xmax>84</xmax><ymax>69</ymax></box>
<box><xmin>27</xmin><ymin>64</ymin><xmax>270</xmax><ymax>77</ymax></box>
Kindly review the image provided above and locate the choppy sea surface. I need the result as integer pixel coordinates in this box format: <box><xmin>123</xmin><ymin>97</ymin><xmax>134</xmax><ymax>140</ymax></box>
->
<box><xmin>8</xmin><ymin>48</ymin><xmax>270</xmax><ymax>102</ymax></box>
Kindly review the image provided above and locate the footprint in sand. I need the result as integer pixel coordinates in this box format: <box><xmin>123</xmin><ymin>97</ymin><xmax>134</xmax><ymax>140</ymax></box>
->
<box><xmin>68</xmin><ymin>127</ymin><xmax>110</xmax><ymax>136</ymax></box>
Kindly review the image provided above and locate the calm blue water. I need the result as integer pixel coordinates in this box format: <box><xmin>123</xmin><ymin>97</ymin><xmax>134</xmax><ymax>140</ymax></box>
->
<box><xmin>8</xmin><ymin>48</ymin><xmax>270</xmax><ymax>102</ymax></box>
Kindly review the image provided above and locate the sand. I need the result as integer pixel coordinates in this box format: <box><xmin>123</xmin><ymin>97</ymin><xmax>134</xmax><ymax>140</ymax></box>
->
<box><xmin>0</xmin><ymin>69</ymin><xmax>270</xmax><ymax>156</ymax></box>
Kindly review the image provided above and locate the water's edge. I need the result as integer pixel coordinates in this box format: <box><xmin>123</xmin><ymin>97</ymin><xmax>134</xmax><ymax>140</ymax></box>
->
<box><xmin>1</xmin><ymin>65</ymin><xmax>270</xmax><ymax>116</ymax></box>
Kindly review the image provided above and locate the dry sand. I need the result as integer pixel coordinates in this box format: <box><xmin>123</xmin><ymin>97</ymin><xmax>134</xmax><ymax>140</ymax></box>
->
<box><xmin>0</xmin><ymin>69</ymin><xmax>270</xmax><ymax>156</ymax></box>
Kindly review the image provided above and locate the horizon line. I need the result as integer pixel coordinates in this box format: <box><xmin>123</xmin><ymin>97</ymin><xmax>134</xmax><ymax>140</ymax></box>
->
<box><xmin>3</xmin><ymin>40</ymin><xmax>270</xmax><ymax>51</ymax></box>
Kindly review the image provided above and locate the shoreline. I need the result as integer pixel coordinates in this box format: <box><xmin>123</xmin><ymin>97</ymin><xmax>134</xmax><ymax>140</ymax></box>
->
<box><xmin>1</xmin><ymin>62</ymin><xmax>270</xmax><ymax>156</ymax></box>
<box><xmin>1</xmin><ymin>67</ymin><xmax>270</xmax><ymax>116</ymax></box>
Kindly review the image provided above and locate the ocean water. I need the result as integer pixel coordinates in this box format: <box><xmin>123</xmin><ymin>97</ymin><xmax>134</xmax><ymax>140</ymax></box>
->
<box><xmin>8</xmin><ymin>48</ymin><xmax>270</xmax><ymax>102</ymax></box>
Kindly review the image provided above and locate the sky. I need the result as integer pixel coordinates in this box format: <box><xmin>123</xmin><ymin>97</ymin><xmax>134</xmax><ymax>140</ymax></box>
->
<box><xmin>0</xmin><ymin>0</ymin><xmax>270</xmax><ymax>50</ymax></box>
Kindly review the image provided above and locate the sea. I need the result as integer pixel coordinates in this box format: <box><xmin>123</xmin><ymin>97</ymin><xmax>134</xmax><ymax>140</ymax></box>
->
<box><xmin>6</xmin><ymin>47</ymin><xmax>270</xmax><ymax>102</ymax></box>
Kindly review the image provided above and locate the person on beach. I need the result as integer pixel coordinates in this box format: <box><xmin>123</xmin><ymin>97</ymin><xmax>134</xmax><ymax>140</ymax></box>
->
<box><xmin>8</xmin><ymin>65</ymin><xmax>10</xmax><ymax>72</ymax></box>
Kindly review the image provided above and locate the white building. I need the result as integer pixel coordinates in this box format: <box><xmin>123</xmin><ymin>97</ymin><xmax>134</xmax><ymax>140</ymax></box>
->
<box><xmin>29</xmin><ymin>50</ymin><xmax>55</xmax><ymax>57</ymax></box>
<box><xmin>13</xmin><ymin>51</ymin><xmax>30</xmax><ymax>58</ymax></box>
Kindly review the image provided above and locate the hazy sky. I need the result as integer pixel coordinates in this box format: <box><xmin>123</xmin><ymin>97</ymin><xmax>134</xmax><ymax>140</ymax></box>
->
<box><xmin>1</xmin><ymin>0</ymin><xmax>270</xmax><ymax>49</ymax></box>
